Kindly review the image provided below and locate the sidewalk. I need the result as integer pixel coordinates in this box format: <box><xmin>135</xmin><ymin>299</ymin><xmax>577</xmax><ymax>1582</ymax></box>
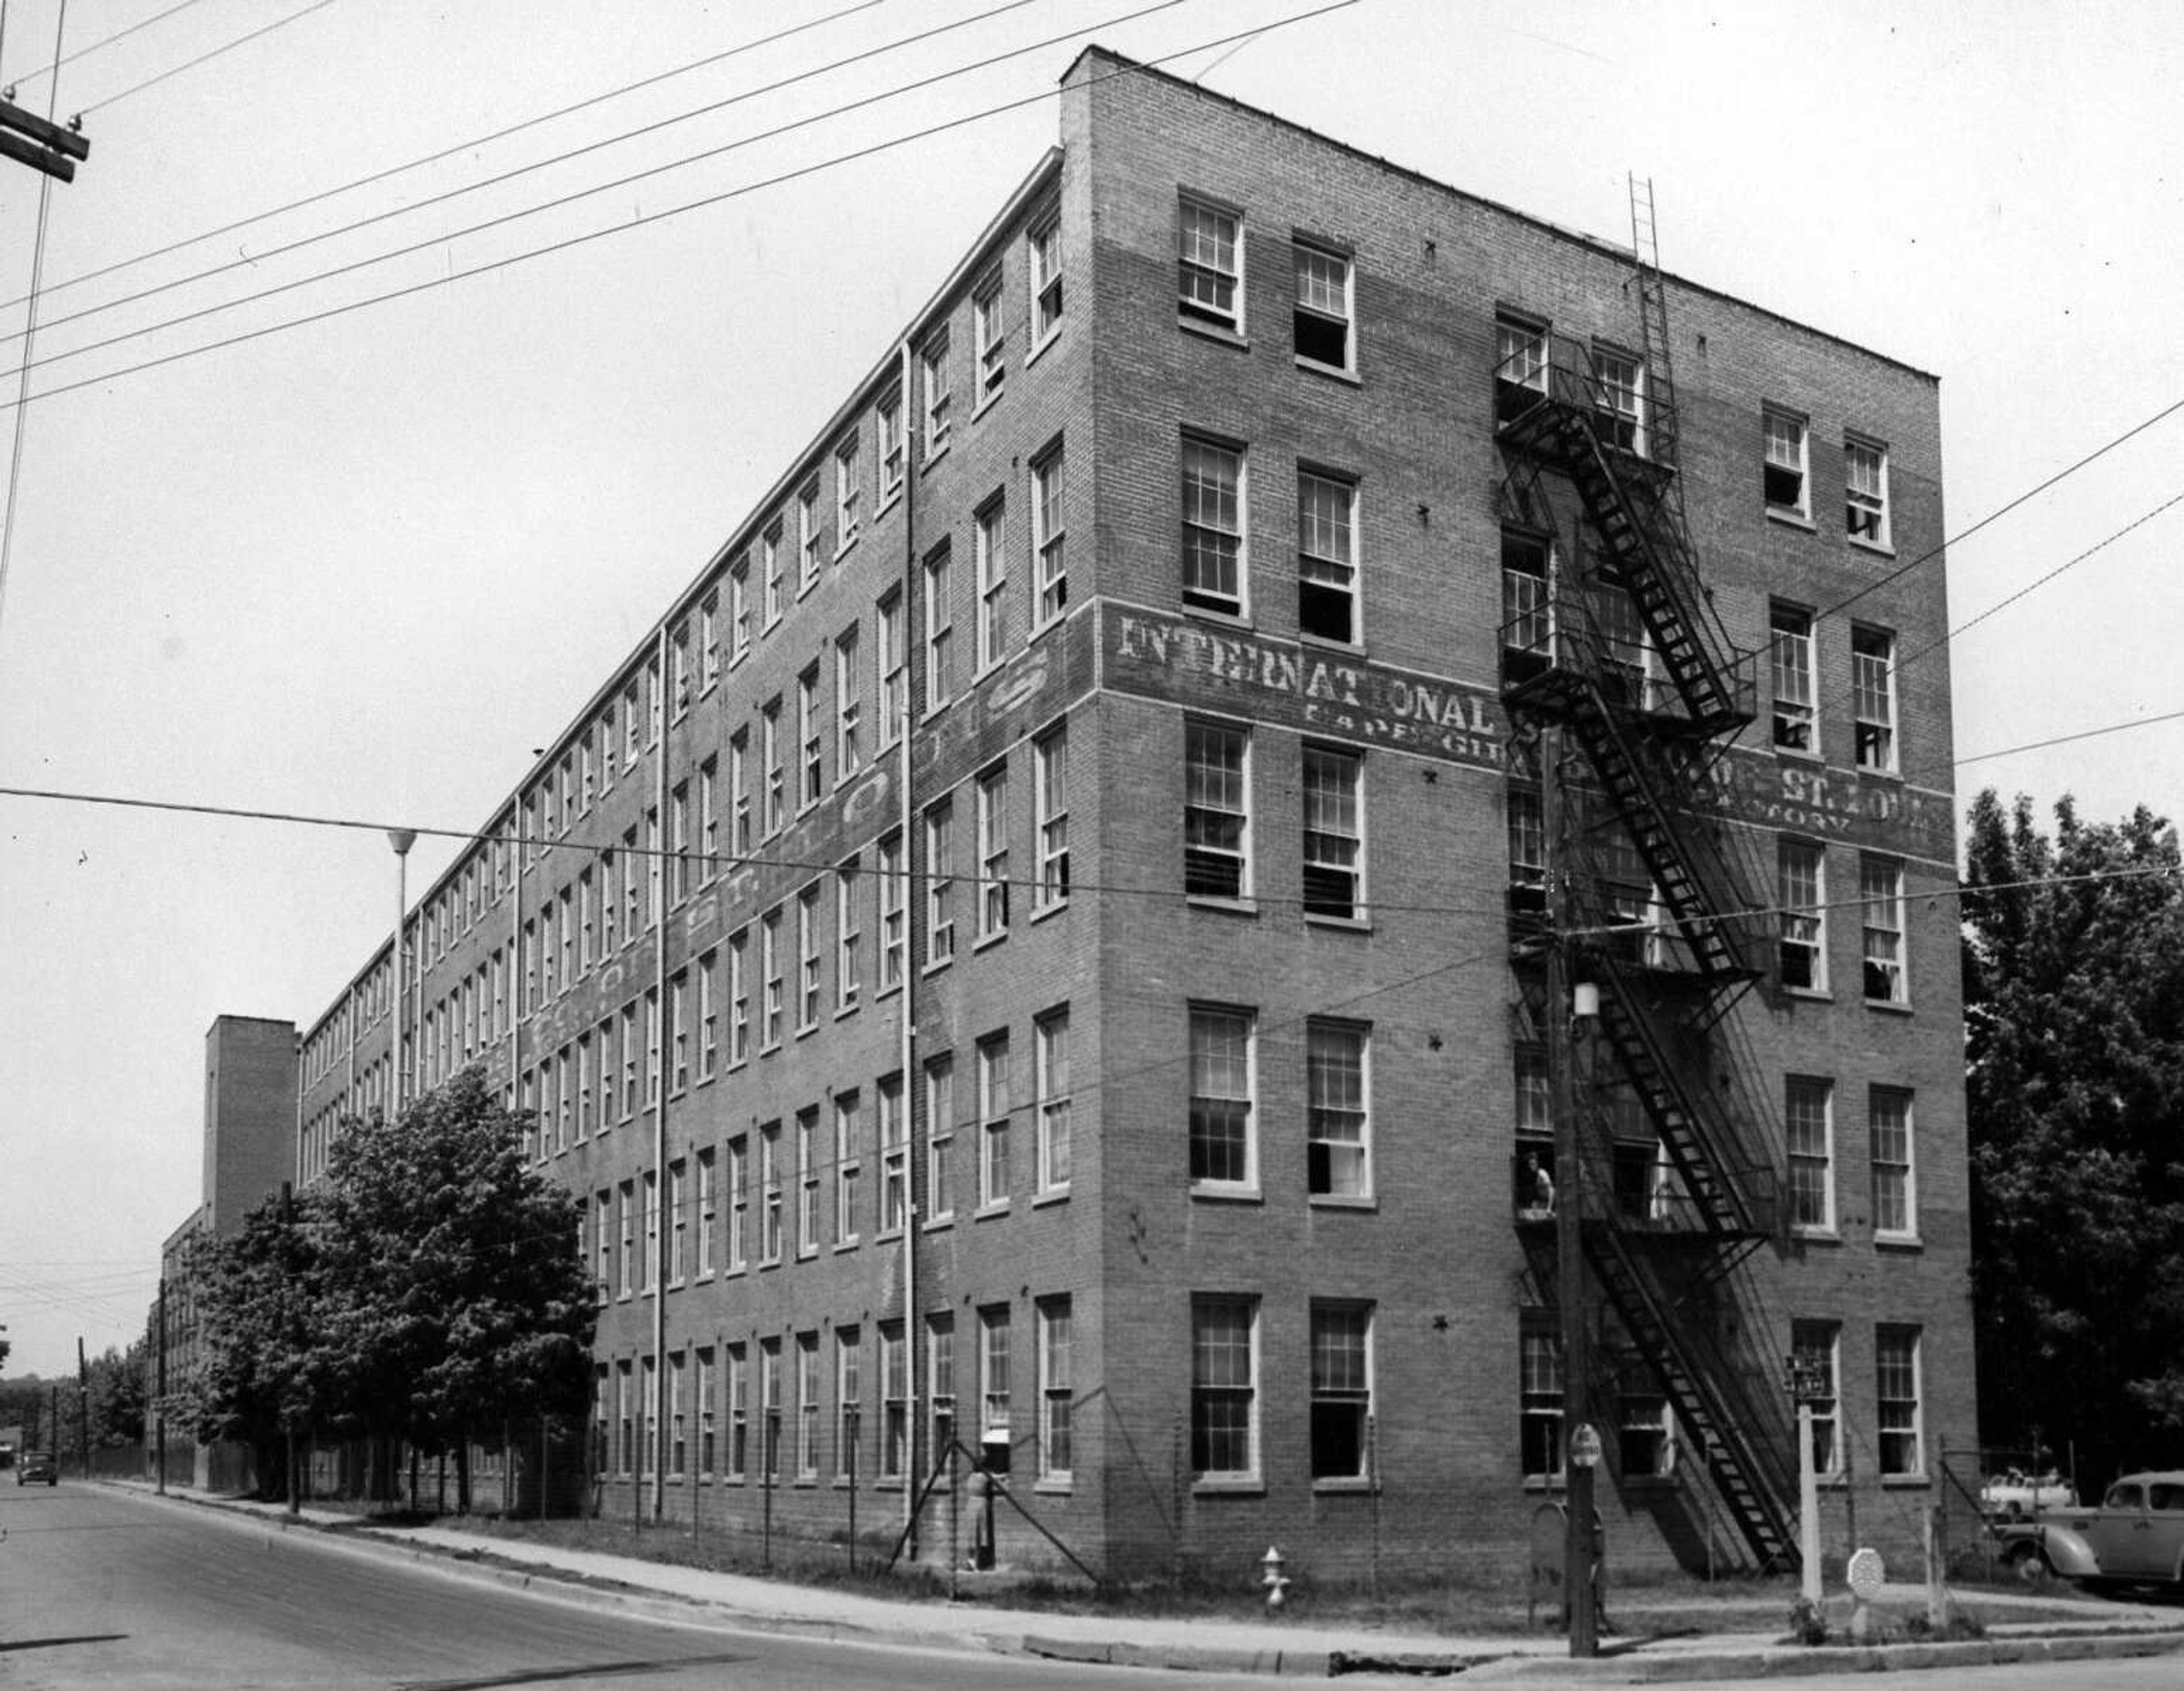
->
<box><xmin>104</xmin><ymin>1480</ymin><xmax>2184</xmax><ymax>1681</ymax></box>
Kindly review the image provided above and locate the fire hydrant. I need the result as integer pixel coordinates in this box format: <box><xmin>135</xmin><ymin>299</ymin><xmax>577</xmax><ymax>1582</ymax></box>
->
<box><xmin>1260</xmin><ymin>1545</ymin><xmax>1291</xmax><ymax>1612</ymax></box>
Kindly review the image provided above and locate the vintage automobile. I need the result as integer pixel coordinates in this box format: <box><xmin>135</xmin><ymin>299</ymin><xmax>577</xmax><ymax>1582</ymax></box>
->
<box><xmin>1998</xmin><ymin>1470</ymin><xmax>2184</xmax><ymax>1589</ymax></box>
<box><xmin>14</xmin><ymin>1450</ymin><xmax>56</xmax><ymax>1486</ymax></box>
<box><xmin>1980</xmin><ymin>1467</ymin><xmax>2076</xmax><ymax>1519</ymax></box>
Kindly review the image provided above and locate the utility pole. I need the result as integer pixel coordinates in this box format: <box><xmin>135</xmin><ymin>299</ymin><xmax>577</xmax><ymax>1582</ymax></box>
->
<box><xmin>156</xmin><ymin>1277</ymin><xmax>168</xmax><ymax>1494</ymax></box>
<box><xmin>0</xmin><ymin>94</ymin><xmax>89</xmax><ymax>183</ymax></box>
<box><xmin>1544</xmin><ymin>718</ymin><xmax>1599</xmax><ymax>1658</ymax></box>
<box><xmin>77</xmin><ymin>1336</ymin><xmax>90</xmax><ymax>1480</ymax></box>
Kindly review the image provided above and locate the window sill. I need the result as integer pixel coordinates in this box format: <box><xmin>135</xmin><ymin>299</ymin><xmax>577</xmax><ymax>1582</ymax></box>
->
<box><xmin>1190</xmin><ymin>1476</ymin><xmax>1264</xmax><ymax>1496</ymax></box>
<box><xmin>1765</xmin><ymin>506</ymin><xmax>1816</xmax><ymax>533</ymax></box>
<box><xmin>970</xmin><ymin>388</ymin><xmax>1003</xmax><ymax>424</ymax></box>
<box><xmin>1295</xmin><ymin>355</ymin><xmax>1361</xmax><ymax>386</ymax></box>
<box><xmin>1033</xmin><ymin>1477</ymin><xmax>1073</xmax><ymax>1496</ymax></box>
<box><xmin>876</xmin><ymin>979</ymin><xmax>903</xmax><ymax>1002</ymax></box>
<box><xmin>1855</xmin><ymin>763</ymin><xmax>1903</xmax><ymax>783</ymax></box>
<box><xmin>921</xmin><ymin>955</ymin><xmax>954</xmax><ymax>979</ymax></box>
<box><xmin>1792</xmin><ymin>1227</ymin><xmax>1843</xmax><ymax>1247</ymax></box>
<box><xmin>1032</xmin><ymin>1186</ymin><xmax>1069</xmax><ymax>1208</ymax></box>
<box><xmin>795</xmin><ymin>1022</ymin><xmax>820</xmax><ymax>1041</ymax></box>
<box><xmin>835</xmin><ymin>535</ymin><xmax>859</xmax><ymax>564</ymax></box>
<box><xmin>1309</xmin><ymin>1193</ymin><xmax>1378</xmax><ymax>1212</ymax></box>
<box><xmin>1864</xmin><ymin>998</ymin><xmax>1914</xmax><ymax>1016</ymax></box>
<box><xmin>1188</xmin><ymin>895</ymin><xmax>1259</xmax><ymax>918</ymax></box>
<box><xmin>1881</xmin><ymin>1474</ymin><xmax>1932</xmax><ymax>1489</ymax></box>
<box><xmin>1028</xmin><ymin>899</ymin><xmax>1069</xmax><ymax>926</ymax></box>
<box><xmin>1181</xmin><ymin>601</ymin><xmax>1254</xmax><ymax>631</ymax></box>
<box><xmin>834</xmin><ymin>1000</ymin><xmax>859</xmax><ymax>1022</ymax></box>
<box><xmin>1312</xmin><ymin>1475</ymin><xmax>1375</xmax><ymax>1494</ymax></box>
<box><xmin>974</xmin><ymin>1201</ymin><xmax>1011</xmax><ymax>1221</ymax></box>
<box><xmin>1849</xmin><ymin>534</ymin><xmax>1896</xmax><ymax>559</ymax></box>
<box><xmin>1784</xmin><ymin>986</ymin><xmax>1833</xmax><ymax>1004</ymax></box>
<box><xmin>1772</xmin><ymin>743</ymin><xmax>1823</xmax><ymax>762</ymax></box>
<box><xmin>1523</xmin><ymin>1475</ymin><xmax>1567</xmax><ymax>1493</ymax></box>
<box><xmin>1304</xmin><ymin>912</ymin><xmax>1372</xmax><ymax>933</ymax></box>
<box><xmin>1178</xmin><ymin>315</ymin><xmax>1248</xmax><ymax>352</ymax></box>
<box><xmin>834</xmin><ymin>1238</ymin><xmax>859</xmax><ymax>1254</ymax></box>
<box><xmin>1027</xmin><ymin>328</ymin><xmax>1062</xmax><ymax>367</ymax></box>
<box><xmin>1190</xmin><ymin>1183</ymin><xmax>1263</xmax><ymax>1205</ymax></box>
<box><xmin>972</xmin><ymin>929</ymin><xmax>1007</xmax><ymax>954</ymax></box>
<box><xmin>923</xmin><ymin>1214</ymin><xmax>955</xmax><ymax>1234</ymax></box>
<box><xmin>1874</xmin><ymin>1232</ymin><xmax>1924</xmax><ymax>1252</ymax></box>
<box><xmin>921</xmin><ymin>439</ymin><xmax>951</xmax><ymax>473</ymax></box>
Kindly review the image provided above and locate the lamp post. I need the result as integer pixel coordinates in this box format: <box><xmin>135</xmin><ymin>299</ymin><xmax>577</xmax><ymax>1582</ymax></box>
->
<box><xmin>1785</xmin><ymin>1349</ymin><xmax>1830</xmax><ymax>1602</ymax></box>
<box><xmin>387</xmin><ymin>829</ymin><xmax>416</xmax><ymax>1111</ymax></box>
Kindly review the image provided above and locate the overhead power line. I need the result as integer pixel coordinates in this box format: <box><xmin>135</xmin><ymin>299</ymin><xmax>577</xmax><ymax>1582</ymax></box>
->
<box><xmin>1</xmin><ymin>0</ymin><xmax>895</xmax><ymax>314</ymax></box>
<box><xmin>0</xmin><ymin>0</ymin><xmax>217</xmax><ymax>92</ymax></box>
<box><xmin>0</xmin><ymin>1</ymin><xmax>1360</xmax><ymax>417</ymax></box>
<box><xmin>0</xmin><ymin>0</ymin><xmax>1194</xmax><ymax>373</ymax></box>
<box><xmin>78</xmin><ymin>0</ymin><xmax>344</xmax><ymax>116</ymax></box>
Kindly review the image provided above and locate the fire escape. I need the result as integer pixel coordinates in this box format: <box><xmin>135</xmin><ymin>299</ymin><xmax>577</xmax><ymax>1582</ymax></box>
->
<box><xmin>1498</xmin><ymin>185</ymin><xmax>1799</xmax><ymax>1573</ymax></box>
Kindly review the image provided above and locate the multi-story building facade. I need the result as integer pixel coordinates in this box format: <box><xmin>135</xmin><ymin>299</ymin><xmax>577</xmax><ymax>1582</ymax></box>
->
<box><xmin>288</xmin><ymin>49</ymin><xmax>1970</xmax><ymax>1578</ymax></box>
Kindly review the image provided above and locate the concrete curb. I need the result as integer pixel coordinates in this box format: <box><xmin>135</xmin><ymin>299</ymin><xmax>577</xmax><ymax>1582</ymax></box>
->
<box><xmin>1476</xmin><ymin>1628</ymin><xmax>2184</xmax><ymax>1683</ymax></box>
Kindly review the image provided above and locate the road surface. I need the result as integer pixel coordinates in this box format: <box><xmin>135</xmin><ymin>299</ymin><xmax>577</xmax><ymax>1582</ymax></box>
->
<box><xmin>0</xmin><ymin>1479</ymin><xmax>1269</xmax><ymax>1690</ymax></box>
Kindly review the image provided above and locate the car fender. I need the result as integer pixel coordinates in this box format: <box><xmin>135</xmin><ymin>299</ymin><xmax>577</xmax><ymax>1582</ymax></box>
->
<box><xmin>2029</xmin><ymin>1523</ymin><xmax>2103</xmax><ymax>1578</ymax></box>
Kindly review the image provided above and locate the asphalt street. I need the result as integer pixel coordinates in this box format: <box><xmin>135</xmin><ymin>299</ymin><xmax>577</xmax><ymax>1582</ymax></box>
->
<box><xmin>0</xmin><ymin>1480</ymin><xmax>1270</xmax><ymax>1690</ymax></box>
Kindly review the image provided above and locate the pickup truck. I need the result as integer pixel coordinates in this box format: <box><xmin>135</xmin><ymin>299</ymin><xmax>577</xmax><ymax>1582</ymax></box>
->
<box><xmin>1995</xmin><ymin>1470</ymin><xmax>2184</xmax><ymax>1589</ymax></box>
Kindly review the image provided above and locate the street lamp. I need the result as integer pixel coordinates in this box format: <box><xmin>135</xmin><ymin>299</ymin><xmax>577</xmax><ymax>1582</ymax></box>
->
<box><xmin>1784</xmin><ymin>1349</ymin><xmax>1831</xmax><ymax>1601</ymax></box>
<box><xmin>387</xmin><ymin>830</ymin><xmax>416</xmax><ymax>1111</ymax></box>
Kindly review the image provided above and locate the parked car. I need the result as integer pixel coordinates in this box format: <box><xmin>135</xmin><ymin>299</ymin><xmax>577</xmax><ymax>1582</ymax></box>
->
<box><xmin>1997</xmin><ymin>1471</ymin><xmax>2184</xmax><ymax>1589</ymax></box>
<box><xmin>1980</xmin><ymin>1467</ymin><xmax>2075</xmax><ymax>1519</ymax></box>
<box><xmin>15</xmin><ymin>1451</ymin><xmax>56</xmax><ymax>1486</ymax></box>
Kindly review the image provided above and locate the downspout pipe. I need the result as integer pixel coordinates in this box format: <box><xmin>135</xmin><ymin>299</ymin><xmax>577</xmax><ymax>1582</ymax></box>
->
<box><xmin>898</xmin><ymin>335</ymin><xmax>920</xmax><ymax>1553</ymax></box>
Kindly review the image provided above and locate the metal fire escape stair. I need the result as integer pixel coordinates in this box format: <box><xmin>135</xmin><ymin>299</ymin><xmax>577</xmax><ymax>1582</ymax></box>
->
<box><xmin>1585</xmin><ymin>1223</ymin><xmax>1799</xmax><ymax>1572</ymax></box>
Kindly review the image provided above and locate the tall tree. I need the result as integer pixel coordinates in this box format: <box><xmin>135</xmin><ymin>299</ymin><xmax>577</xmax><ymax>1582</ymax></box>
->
<box><xmin>1963</xmin><ymin>790</ymin><xmax>2184</xmax><ymax>1483</ymax></box>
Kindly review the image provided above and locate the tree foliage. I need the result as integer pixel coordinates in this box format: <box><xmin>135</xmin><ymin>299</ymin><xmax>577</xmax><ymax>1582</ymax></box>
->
<box><xmin>179</xmin><ymin>1067</ymin><xmax>594</xmax><ymax>1494</ymax></box>
<box><xmin>1964</xmin><ymin>789</ymin><xmax>2184</xmax><ymax>1480</ymax></box>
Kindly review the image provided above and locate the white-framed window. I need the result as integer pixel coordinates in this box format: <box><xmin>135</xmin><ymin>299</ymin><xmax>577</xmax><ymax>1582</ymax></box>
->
<box><xmin>976</xmin><ymin>763</ymin><xmax>1008</xmax><ymax>940</ymax></box>
<box><xmin>1876</xmin><ymin>1325</ymin><xmax>1925</xmax><ymax>1476</ymax></box>
<box><xmin>1507</xmin><ymin>786</ymin><xmax>1545</xmax><ymax>904</ymax></box>
<box><xmin>798</xmin><ymin>482</ymin><xmax>822</xmax><ymax>592</ymax></box>
<box><xmin>1495</xmin><ymin>313</ymin><xmax>1548</xmax><ymax>421</ymax></box>
<box><xmin>1189</xmin><ymin>1004</ymin><xmax>1255</xmax><ymax>1190</ymax></box>
<box><xmin>924</xmin><ymin>1055</ymin><xmax>955</xmax><ymax>1225</ymax></box>
<box><xmin>1870</xmin><ymin>1086</ymin><xmax>1917</xmax><ymax>1239</ymax></box>
<box><xmin>796</xmin><ymin>883</ymin><xmax>821</xmax><ymax>1032</ymax></box>
<box><xmin>1037</xmin><ymin>1297</ymin><xmax>1073</xmax><ymax>1482</ymax></box>
<box><xmin>669</xmin><ymin>781</ymin><xmax>692</xmax><ymax>907</ymax></box>
<box><xmin>619</xmin><ymin>999</ymin><xmax>640</xmax><ymax>1119</ymax></box>
<box><xmin>878</xmin><ymin>387</ymin><xmax>904</xmax><ymax>503</ymax></box>
<box><xmin>699</xmin><ymin>592</ymin><xmax>721</xmax><ymax>693</ymax></box>
<box><xmin>1594</xmin><ymin>347</ymin><xmax>1647</xmax><ymax>456</ymax></box>
<box><xmin>1779</xmin><ymin>838</ymin><xmax>1826</xmax><ymax>992</ymax></box>
<box><xmin>758</xmin><ymin>1337</ymin><xmax>782</xmax><ymax>1475</ymax></box>
<box><xmin>1790</xmin><ymin>1318</ymin><xmax>1842</xmax><ymax>1476</ymax></box>
<box><xmin>923</xmin><ymin>543</ymin><xmax>953</xmax><ymax>712</ymax></box>
<box><xmin>1190</xmin><ymin>1295</ymin><xmax>1258</xmax><ymax>1478</ymax></box>
<box><xmin>1310</xmin><ymin>1302</ymin><xmax>1372</xmax><ymax>1480</ymax></box>
<box><xmin>756</xmin><ymin>1135</ymin><xmax>783</xmax><ymax>1263</ymax></box>
<box><xmin>762</xmin><ymin>523</ymin><xmax>783</xmax><ymax>629</ymax></box>
<box><xmin>877</xmin><ymin>589</ymin><xmax>904</xmax><ymax>746</ymax></box>
<box><xmin>1181</xmin><ymin>437</ymin><xmax>1245</xmax><ymax>615</ymax></box>
<box><xmin>761</xmin><ymin>699</ymin><xmax>785</xmax><ymax>837</ymax></box>
<box><xmin>924</xmin><ymin>797</ymin><xmax>954</xmax><ymax>967</ymax></box>
<box><xmin>835</xmin><ymin>435</ymin><xmax>860</xmax><ymax>550</ymax></box>
<box><xmin>1764</xmin><ymin>406</ymin><xmax>1809</xmax><ymax>518</ymax></box>
<box><xmin>593</xmin><ymin>1189</ymin><xmax>611</xmax><ymax>1301</ymax></box>
<box><xmin>1184</xmin><ymin>720</ymin><xmax>1250</xmax><ymax>899</ymax></box>
<box><xmin>1297</xmin><ymin>470</ymin><xmax>1356</xmax><ymax>643</ymax></box>
<box><xmin>834</xmin><ymin>1091</ymin><xmax>862</xmax><ymax>1247</ymax></box>
<box><xmin>1846</xmin><ymin>436</ymin><xmax>1891</xmax><ymax>546</ymax></box>
<box><xmin>975</xmin><ymin>495</ymin><xmax>1007</xmax><ymax>670</ymax></box>
<box><xmin>798</xmin><ymin>667</ymin><xmax>822</xmax><ymax>811</ymax></box>
<box><xmin>696</xmin><ymin>1147</ymin><xmax>717</xmax><ymax>1277</ymax></box>
<box><xmin>1033</xmin><ymin>724</ymin><xmax>1069</xmax><ymax>910</ymax></box>
<box><xmin>926</xmin><ymin>1314</ymin><xmax>956</xmax><ymax>1473</ymax></box>
<box><xmin>725</xmin><ymin>1342</ymin><xmax>748</xmax><ymax>1477</ymax></box>
<box><xmin>1031</xmin><ymin>445</ymin><xmax>1065</xmax><ymax>626</ymax></box>
<box><xmin>1177</xmin><ymin>194</ymin><xmax>1242</xmax><ymax>331</ymax></box>
<box><xmin>796</xmin><ymin>1109</ymin><xmax>818</xmax><ymax>1258</ymax></box>
<box><xmin>835</xmin><ymin>626</ymin><xmax>861</xmax><ymax>780</ymax></box>
<box><xmin>726</xmin><ymin>1134</ymin><xmax>748</xmax><ymax>1270</ymax></box>
<box><xmin>1861</xmin><ymin>855</ymin><xmax>1907</xmax><ymax>1004</ymax></box>
<box><xmin>1301</xmin><ymin>743</ymin><xmax>1363</xmax><ymax>919</ymax></box>
<box><xmin>1771</xmin><ymin>602</ymin><xmax>1817</xmax><ymax>754</ymax></box>
<box><xmin>643</xmin><ymin>987</ymin><xmax>660</xmax><ymax>1107</ymax></box>
<box><xmin>835</xmin><ymin>1326</ymin><xmax>862</xmax><ymax>1479</ymax></box>
<box><xmin>878</xmin><ymin>830</ymin><xmax>905</xmax><ymax>990</ymax></box>
<box><xmin>697</xmin><ymin>1345</ymin><xmax>717</xmax><ymax>1476</ymax></box>
<box><xmin>1618</xmin><ymin>1361</ymin><xmax>1674</xmax><ymax>1479</ymax></box>
<box><xmin>879</xmin><ymin>1072</ymin><xmax>907</xmax><ymax>1233</ymax></box>
<box><xmin>698</xmin><ymin>758</ymin><xmax>718</xmax><ymax>887</ymax></box>
<box><xmin>671</xmin><ymin>622</ymin><xmax>692</xmax><ymax>717</ymax></box>
<box><xmin>616</xmin><ymin>1178</ymin><xmax>636</xmax><ymax>1297</ymax></box>
<box><xmin>728</xmin><ymin>927</ymin><xmax>750</xmax><ymax>1066</ymax></box>
<box><xmin>667</xmin><ymin>1158</ymin><xmax>688</xmax><ymax>1285</ymax></box>
<box><xmin>1852</xmin><ymin>624</ymin><xmax>1897</xmax><ymax>772</ymax></box>
<box><xmin>1306</xmin><ymin>1019</ymin><xmax>1370</xmax><ymax>1198</ymax></box>
<box><xmin>835</xmin><ymin>859</ymin><xmax>862</xmax><ymax>1012</ymax></box>
<box><xmin>621</xmin><ymin>679</ymin><xmax>642</xmax><ymax>766</ymax></box>
<box><xmin>1035</xmin><ymin>1007</ymin><xmax>1070</xmax><ymax>1193</ymax></box>
<box><xmin>729</xmin><ymin>556</ymin><xmax>751</xmax><ymax>663</ymax></box>
<box><xmin>1029</xmin><ymin>209</ymin><xmax>1062</xmax><ymax>345</ymax></box>
<box><xmin>921</xmin><ymin>329</ymin><xmax>952</xmax><ymax>454</ymax></box>
<box><xmin>760</xmin><ymin>908</ymin><xmax>783</xmax><ymax>1049</ymax></box>
<box><xmin>796</xmin><ymin>1332</ymin><xmax>820</xmax><ymax>1479</ymax></box>
<box><xmin>668</xmin><ymin>968</ymin><xmax>690</xmax><ymax>1094</ymax></box>
<box><xmin>1292</xmin><ymin>239</ymin><xmax>1352</xmax><ymax>371</ymax></box>
<box><xmin>697</xmin><ymin>949</ymin><xmax>718</xmax><ymax>1080</ymax></box>
<box><xmin>1520</xmin><ymin>1321</ymin><xmax>1562</xmax><ymax>1479</ymax></box>
<box><xmin>978</xmin><ymin>1031</ymin><xmax>1011</xmax><ymax>1209</ymax></box>
<box><xmin>973</xmin><ymin>266</ymin><xmax>1005</xmax><ymax>402</ymax></box>
<box><xmin>979</xmin><ymin>1307</ymin><xmax>1011</xmax><ymax>1455</ymax></box>
<box><xmin>1786</xmin><ymin>1074</ymin><xmax>1835</xmax><ymax>1234</ymax></box>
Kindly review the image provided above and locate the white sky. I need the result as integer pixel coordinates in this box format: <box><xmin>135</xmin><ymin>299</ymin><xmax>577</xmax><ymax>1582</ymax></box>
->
<box><xmin>2</xmin><ymin>0</ymin><xmax>2177</xmax><ymax>1379</ymax></box>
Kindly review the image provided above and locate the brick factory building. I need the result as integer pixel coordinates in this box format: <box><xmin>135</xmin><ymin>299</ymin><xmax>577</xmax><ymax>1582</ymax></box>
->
<box><xmin>286</xmin><ymin>47</ymin><xmax>1971</xmax><ymax>1580</ymax></box>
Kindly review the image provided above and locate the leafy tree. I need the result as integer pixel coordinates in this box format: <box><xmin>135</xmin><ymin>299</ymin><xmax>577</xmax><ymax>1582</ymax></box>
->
<box><xmin>1964</xmin><ymin>790</ymin><xmax>2184</xmax><ymax>1483</ymax></box>
<box><xmin>85</xmin><ymin>1343</ymin><xmax>148</xmax><ymax>1446</ymax></box>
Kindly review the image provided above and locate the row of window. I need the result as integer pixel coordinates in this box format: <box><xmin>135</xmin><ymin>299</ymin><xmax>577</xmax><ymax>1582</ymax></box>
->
<box><xmin>1771</xmin><ymin>603</ymin><xmax>1902</xmax><ymax>772</ymax></box>
<box><xmin>1177</xmin><ymin>189</ymin><xmax>1358</xmax><ymax>377</ymax></box>
<box><xmin>1778</xmin><ymin>842</ymin><xmax>1910</xmax><ymax>1004</ymax></box>
<box><xmin>595</xmin><ymin>1296</ymin><xmax>1074</xmax><ymax>1489</ymax></box>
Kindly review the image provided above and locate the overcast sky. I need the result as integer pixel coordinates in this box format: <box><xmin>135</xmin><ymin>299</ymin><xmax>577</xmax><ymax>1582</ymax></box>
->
<box><xmin>2</xmin><ymin>0</ymin><xmax>2177</xmax><ymax>1379</ymax></box>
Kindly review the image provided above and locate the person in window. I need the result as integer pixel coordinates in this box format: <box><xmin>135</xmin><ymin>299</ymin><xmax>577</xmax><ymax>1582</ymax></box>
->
<box><xmin>1521</xmin><ymin>1151</ymin><xmax>1555</xmax><ymax>1219</ymax></box>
